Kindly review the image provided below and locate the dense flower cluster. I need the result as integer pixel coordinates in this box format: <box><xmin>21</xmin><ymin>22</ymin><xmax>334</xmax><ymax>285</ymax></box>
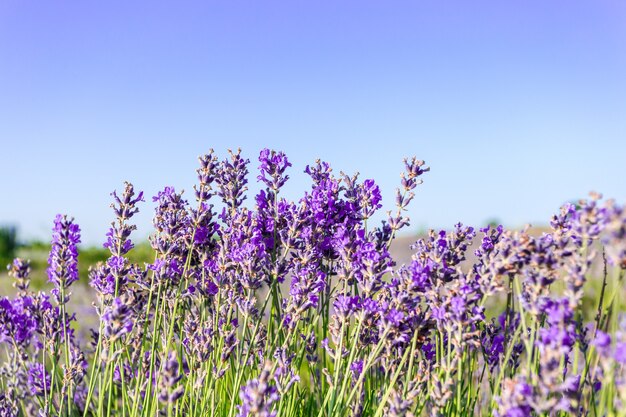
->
<box><xmin>1</xmin><ymin>148</ymin><xmax>625</xmax><ymax>417</ymax></box>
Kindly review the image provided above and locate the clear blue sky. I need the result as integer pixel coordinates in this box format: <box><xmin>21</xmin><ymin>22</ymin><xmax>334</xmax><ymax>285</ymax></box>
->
<box><xmin>1</xmin><ymin>1</ymin><xmax>625</xmax><ymax>245</ymax></box>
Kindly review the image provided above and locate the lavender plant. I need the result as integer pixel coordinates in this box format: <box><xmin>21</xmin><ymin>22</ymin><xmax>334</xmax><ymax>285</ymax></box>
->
<box><xmin>1</xmin><ymin>148</ymin><xmax>625</xmax><ymax>417</ymax></box>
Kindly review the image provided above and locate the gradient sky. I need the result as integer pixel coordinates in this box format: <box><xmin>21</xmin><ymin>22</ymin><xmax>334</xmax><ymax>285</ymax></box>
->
<box><xmin>1</xmin><ymin>1</ymin><xmax>625</xmax><ymax>245</ymax></box>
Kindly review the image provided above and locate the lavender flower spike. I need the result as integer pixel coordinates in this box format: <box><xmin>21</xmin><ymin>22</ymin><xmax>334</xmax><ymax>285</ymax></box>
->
<box><xmin>47</xmin><ymin>214</ymin><xmax>81</xmax><ymax>303</ymax></box>
<box><xmin>258</xmin><ymin>148</ymin><xmax>292</xmax><ymax>191</ymax></box>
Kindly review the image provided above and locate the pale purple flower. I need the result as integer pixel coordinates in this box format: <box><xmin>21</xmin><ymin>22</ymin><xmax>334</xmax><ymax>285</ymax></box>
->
<box><xmin>7</xmin><ymin>258</ymin><xmax>31</xmax><ymax>294</ymax></box>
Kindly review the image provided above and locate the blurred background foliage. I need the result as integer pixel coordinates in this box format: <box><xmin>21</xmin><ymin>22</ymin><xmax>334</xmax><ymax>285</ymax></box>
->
<box><xmin>0</xmin><ymin>225</ymin><xmax>18</xmax><ymax>271</ymax></box>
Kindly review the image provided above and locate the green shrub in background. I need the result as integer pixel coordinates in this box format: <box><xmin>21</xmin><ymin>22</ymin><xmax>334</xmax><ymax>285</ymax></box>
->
<box><xmin>0</xmin><ymin>225</ymin><xmax>18</xmax><ymax>271</ymax></box>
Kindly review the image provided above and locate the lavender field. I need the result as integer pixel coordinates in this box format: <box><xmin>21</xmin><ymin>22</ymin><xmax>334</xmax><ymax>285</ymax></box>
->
<box><xmin>1</xmin><ymin>148</ymin><xmax>625</xmax><ymax>417</ymax></box>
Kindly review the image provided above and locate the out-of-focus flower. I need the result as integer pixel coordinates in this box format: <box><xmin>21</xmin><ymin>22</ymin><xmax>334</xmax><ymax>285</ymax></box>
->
<box><xmin>237</xmin><ymin>362</ymin><xmax>279</xmax><ymax>417</ymax></box>
<box><xmin>158</xmin><ymin>352</ymin><xmax>184</xmax><ymax>404</ymax></box>
<box><xmin>7</xmin><ymin>258</ymin><xmax>31</xmax><ymax>294</ymax></box>
<box><xmin>102</xmin><ymin>297</ymin><xmax>134</xmax><ymax>341</ymax></box>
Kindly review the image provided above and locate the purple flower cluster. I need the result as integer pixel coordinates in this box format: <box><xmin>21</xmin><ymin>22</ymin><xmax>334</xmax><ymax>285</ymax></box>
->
<box><xmin>0</xmin><ymin>293</ymin><xmax>37</xmax><ymax>347</ymax></box>
<box><xmin>2</xmin><ymin>148</ymin><xmax>626</xmax><ymax>417</ymax></box>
